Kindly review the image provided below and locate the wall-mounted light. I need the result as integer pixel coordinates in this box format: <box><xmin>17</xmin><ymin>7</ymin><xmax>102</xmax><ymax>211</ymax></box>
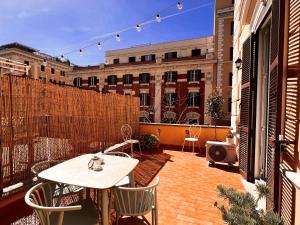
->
<box><xmin>42</xmin><ymin>59</ymin><xmax>47</xmax><ymax>67</ymax></box>
<box><xmin>235</xmin><ymin>58</ymin><xmax>242</xmax><ymax>70</ymax></box>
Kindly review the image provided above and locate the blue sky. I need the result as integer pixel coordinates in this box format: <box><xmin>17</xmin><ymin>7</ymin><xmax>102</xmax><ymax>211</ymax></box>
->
<box><xmin>0</xmin><ymin>0</ymin><xmax>214</xmax><ymax>66</ymax></box>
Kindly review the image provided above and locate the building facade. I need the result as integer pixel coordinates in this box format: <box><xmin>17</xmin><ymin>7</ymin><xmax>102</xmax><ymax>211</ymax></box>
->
<box><xmin>69</xmin><ymin>37</ymin><xmax>216</xmax><ymax>124</ymax></box>
<box><xmin>0</xmin><ymin>43</ymin><xmax>71</xmax><ymax>84</ymax></box>
<box><xmin>232</xmin><ymin>0</ymin><xmax>300</xmax><ymax>224</ymax></box>
<box><xmin>214</xmin><ymin>0</ymin><xmax>234</xmax><ymax>123</ymax></box>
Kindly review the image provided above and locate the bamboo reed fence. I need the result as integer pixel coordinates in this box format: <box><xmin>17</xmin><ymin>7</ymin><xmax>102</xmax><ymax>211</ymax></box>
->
<box><xmin>0</xmin><ymin>75</ymin><xmax>140</xmax><ymax>195</ymax></box>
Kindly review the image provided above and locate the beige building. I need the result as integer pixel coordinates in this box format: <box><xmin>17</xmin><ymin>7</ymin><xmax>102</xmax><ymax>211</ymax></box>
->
<box><xmin>214</xmin><ymin>0</ymin><xmax>234</xmax><ymax>123</ymax></box>
<box><xmin>0</xmin><ymin>43</ymin><xmax>71</xmax><ymax>84</ymax></box>
<box><xmin>68</xmin><ymin>37</ymin><xmax>216</xmax><ymax>124</ymax></box>
<box><xmin>232</xmin><ymin>0</ymin><xmax>300</xmax><ymax>224</ymax></box>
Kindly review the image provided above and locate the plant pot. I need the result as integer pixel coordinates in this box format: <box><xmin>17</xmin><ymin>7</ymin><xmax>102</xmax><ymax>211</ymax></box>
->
<box><xmin>226</xmin><ymin>137</ymin><xmax>234</xmax><ymax>145</ymax></box>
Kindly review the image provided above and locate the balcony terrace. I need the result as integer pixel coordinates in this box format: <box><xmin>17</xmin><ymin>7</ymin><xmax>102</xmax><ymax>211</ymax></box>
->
<box><xmin>0</xmin><ymin>75</ymin><xmax>244</xmax><ymax>225</ymax></box>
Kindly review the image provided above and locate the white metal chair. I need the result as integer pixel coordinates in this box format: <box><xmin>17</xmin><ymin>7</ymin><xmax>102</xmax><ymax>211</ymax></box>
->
<box><xmin>24</xmin><ymin>182</ymin><xmax>99</xmax><ymax>225</ymax></box>
<box><xmin>113</xmin><ymin>177</ymin><xmax>159</xmax><ymax>225</ymax></box>
<box><xmin>31</xmin><ymin>160</ymin><xmax>83</xmax><ymax>206</ymax></box>
<box><xmin>121</xmin><ymin>124</ymin><xmax>141</xmax><ymax>156</ymax></box>
<box><xmin>182</xmin><ymin>126</ymin><xmax>201</xmax><ymax>153</ymax></box>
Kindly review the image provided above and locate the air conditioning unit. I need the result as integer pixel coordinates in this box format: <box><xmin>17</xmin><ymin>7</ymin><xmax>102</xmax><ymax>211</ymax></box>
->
<box><xmin>206</xmin><ymin>141</ymin><xmax>237</xmax><ymax>165</ymax></box>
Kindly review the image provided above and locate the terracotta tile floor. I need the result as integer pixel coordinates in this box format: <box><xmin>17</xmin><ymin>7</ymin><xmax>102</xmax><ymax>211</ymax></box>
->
<box><xmin>116</xmin><ymin>150</ymin><xmax>244</xmax><ymax>225</ymax></box>
<box><xmin>9</xmin><ymin>149</ymin><xmax>244</xmax><ymax>225</ymax></box>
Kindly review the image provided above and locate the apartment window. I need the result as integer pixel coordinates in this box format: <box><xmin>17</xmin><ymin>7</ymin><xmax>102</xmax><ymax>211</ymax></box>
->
<box><xmin>73</xmin><ymin>77</ymin><xmax>82</xmax><ymax>87</ymax></box>
<box><xmin>191</xmin><ymin>49</ymin><xmax>201</xmax><ymax>57</ymax></box>
<box><xmin>123</xmin><ymin>74</ymin><xmax>133</xmax><ymax>85</ymax></box>
<box><xmin>88</xmin><ymin>76</ymin><xmax>98</xmax><ymax>86</ymax></box>
<box><xmin>128</xmin><ymin>57</ymin><xmax>136</xmax><ymax>63</ymax></box>
<box><xmin>164</xmin><ymin>93</ymin><xmax>177</xmax><ymax>106</ymax></box>
<box><xmin>187</xmin><ymin>92</ymin><xmax>200</xmax><ymax>107</ymax></box>
<box><xmin>139</xmin><ymin>73</ymin><xmax>150</xmax><ymax>84</ymax></box>
<box><xmin>24</xmin><ymin>60</ymin><xmax>29</xmax><ymax>65</ymax></box>
<box><xmin>113</xmin><ymin>58</ymin><xmax>120</xmax><ymax>64</ymax></box>
<box><xmin>41</xmin><ymin>65</ymin><xmax>45</xmax><ymax>72</ymax></box>
<box><xmin>164</xmin><ymin>52</ymin><xmax>177</xmax><ymax>59</ymax></box>
<box><xmin>230</xmin><ymin>47</ymin><xmax>233</xmax><ymax>60</ymax></box>
<box><xmin>107</xmin><ymin>75</ymin><xmax>117</xmax><ymax>85</ymax></box>
<box><xmin>165</xmin><ymin>71</ymin><xmax>177</xmax><ymax>83</ymax></box>
<box><xmin>187</xmin><ymin>70</ymin><xmax>200</xmax><ymax>82</ymax></box>
<box><xmin>228</xmin><ymin>97</ymin><xmax>232</xmax><ymax>112</ymax></box>
<box><xmin>51</xmin><ymin>68</ymin><xmax>55</xmax><ymax>74</ymax></box>
<box><xmin>141</xmin><ymin>54</ymin><xmax>155</xmax><ymax>62</ymax></box>
<box><xmin>140</xmin><ymin>93</ymin><xmax>150</xmax><ymax>106</ymax></box>
<box><xmin>59</xmin><ymin>81</ymin><xmax>65</xmax><ymax>86</ymax></box>
<box><xmin>230</xmin><ymin>21</ymin><xmax>234</xmax><ymax>35</ymax></box>
<box><xmin>124</xmin><ymin>92</ymin><xmax>131</xmax><ymax>96</ymax></box>
<box><xmin>229</xmin><ymin>72</ymin><xmax>233</xmax><ymax>86</ymax></box>
<box><xmin>60</xmin><ymin>71</ymin><xmax>65</xmax><ymax>77</ymax></box>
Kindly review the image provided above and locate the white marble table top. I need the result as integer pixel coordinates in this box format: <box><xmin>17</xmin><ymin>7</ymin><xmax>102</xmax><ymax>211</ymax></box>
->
<box><xmin>38</xmin><ymin>153</ymin><xmax>139</xmax><ymax>189</ymax></box>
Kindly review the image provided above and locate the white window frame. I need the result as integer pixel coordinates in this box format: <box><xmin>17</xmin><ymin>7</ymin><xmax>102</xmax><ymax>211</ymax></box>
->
<box><xmin>140</xmin><ymin>93</ymin><xmax>149</xmax><ymax>107</ymax></box>
<box><xmin>188</xmin><ymin>92</ymin><xmax>200</xmax><ymax>108</ymax></box>
<box><xmin>189</xmin><ymin>70</ymin><xmax>200</xmax><ymax>83</ymax></box>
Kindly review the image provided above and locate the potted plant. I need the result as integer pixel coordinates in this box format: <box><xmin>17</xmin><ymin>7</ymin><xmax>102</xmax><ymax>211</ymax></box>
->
<box><xmin>214</xmin><ymin>184</ymin><xmax>284</xmax><ymax>225</ymax></box>
<box><xmin>226</xmin><ymin>130</ymin><xmax>234</xmax><ymax>144</ymax></box>
<box><xmin>205</xmin><ymin>92</ymin><xmax>225</xmax><ymax>140</ymax></box>
<box><xmin>139</xmin><ymin>134</ymin><xmax>159</xmax><ymax>150</ymax></box>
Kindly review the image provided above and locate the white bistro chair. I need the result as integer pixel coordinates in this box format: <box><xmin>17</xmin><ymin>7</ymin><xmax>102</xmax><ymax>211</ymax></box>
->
<box><xmin>24</xmin><ymin>182</ymin><xmax>99</xmax><ymax>225</ymax></box>
<box><xmin>121</xmin><ymin>124</ymin><xmax>142</xmax><ymax>156</ymax></box>
<box><xmin>113</xmin><ymin>177</ymin><xmax>159</xmax><ymax>225</ymax></box>
<box><xmin>182</xmin><ymin>126</ymin><xmax>201</xmax><ymax>153</ymax></box>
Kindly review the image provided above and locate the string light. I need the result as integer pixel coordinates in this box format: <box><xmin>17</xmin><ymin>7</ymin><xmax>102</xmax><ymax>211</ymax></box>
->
<box><xmin>116</xmin><ymin>34</ymin><xmax>121</xmax><ymax>42</ymax></box>
<box><xmin>177</xmin><ymin>2</ymin><xmax>183</xmax><ymax>10</ymax></box>
<box><xmin>97</xmin><ymin>42</ymin><xmax>102</xmax><ymax>50</ymax></box>
<box><xmin>156</xmin><ymin>14</ymin><xmax>162</xmax><ymax>23</ymax></box>
<box><xmin>59</xmin><ymin>2</ymin><xmax>214</xmax><ymax>58</ymax></box>
<box><xmin>136</xmin><ymin>24</ymin><xmax>142</xmax><ymax>32</ymax></box>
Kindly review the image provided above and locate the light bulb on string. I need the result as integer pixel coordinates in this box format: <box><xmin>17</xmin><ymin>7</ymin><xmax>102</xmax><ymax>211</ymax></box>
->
<box><xmin>116</xmin><ymin>34</ymin><xmax>121</xmax><ymax>42</ymax></box>
<box><xmin>136</xmin><ymin>24</ymin><xmax>142</xmax><ymax>32</ymax></box>
<box><xmin>156</xmin><ymin>14</ymin><xmax>161</xmax><ymax>23</ymax></box>
<box><xmin>177</xmin><ymin>2</ymin><xmax>183</xmax><ymax>10</ymax></box>
<box><xmin>97</xmin><ymin>42</ymin><xmax>102</xmax><ymax>50</ymax></box>
<box><xmin>79</xmin><ymin>49</ymin><xmax>83</xmax><ymax>56</ymax></box>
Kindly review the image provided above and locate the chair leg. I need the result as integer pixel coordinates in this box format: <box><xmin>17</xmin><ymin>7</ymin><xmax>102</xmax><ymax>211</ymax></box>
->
<box><xmin>129</xmin><ymin>171</ymin><xmax>135</xmax><ymax>187</ymax></box>
<box><xmin>181</xmin><ymin>140</ymin><xmax>185</xmax><ymax>152</ymax></box>
<box><xmin>131</xmin><ymin>143</ymin><xmax>133</xmax><ymax>157</ymax></box>
<box><xmin>138</xmin><ymin>142</ymin><xmax>142</xmax><ymax>154</ymax></box>
<box><xmin>152</xmin><ymin>208</ymin><xmax>155</xmax><ymax>225</ymax></box>
<box><xmin>155</xmin><ymin>207</ymin><xmax>158</xmax><ymax>225</ymax></box>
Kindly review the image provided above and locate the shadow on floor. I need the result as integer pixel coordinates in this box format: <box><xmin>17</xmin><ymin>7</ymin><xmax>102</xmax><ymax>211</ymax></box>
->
<box><xmin>132</xmin><ymin>148</ymin><xmax>171</xmax><ymax>187</ymax></box>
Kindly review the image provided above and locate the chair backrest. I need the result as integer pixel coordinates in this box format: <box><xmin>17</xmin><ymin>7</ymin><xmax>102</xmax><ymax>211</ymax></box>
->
<box><xmin>25</xmin><ymin>182</ymin><xmax>81</xmax><ymax>225</ymax></box>
<box><xmin>31</xmin><ymin>160</ymin><xmax>63</xmax><ymax>176</ymax></box>
<box><xmin>121</xmin><ymin>124</ymin><xmax>132</xmax><ymax>141</ymax></box>
<box><xmin>185</xmin><ymin>126</ymin><xmax>201</xmax><ymax>138</ymax></box>
<box><xmin>104</xmin><ymin>151</ymin><xmax>131</xmax><ymax>158</ymax></box>
<box><xmin>113</xmin><ymin>177</ymin><xmax>159</xmax><ymax>216</ymax></box>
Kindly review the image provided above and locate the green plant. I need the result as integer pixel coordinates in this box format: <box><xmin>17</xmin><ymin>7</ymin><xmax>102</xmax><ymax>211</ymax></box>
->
<box><xmin>205</xmin><ymin>92</ymin><xmax>225</xmax><ymax>140</ymax></box>
<box><xmin>139</xmin><ymin>134</ymin><xmax>159</xmax><ymax>150</ymax></box>
<box><xmin>214</xmin><ymin>184</ymin><xmax>284</xmax><ymax>225</ymax></box>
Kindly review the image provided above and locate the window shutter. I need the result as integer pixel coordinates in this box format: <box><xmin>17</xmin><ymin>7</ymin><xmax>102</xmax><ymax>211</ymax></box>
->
<box><xmin>88</xmin><ymin>77</ymin><xmax>91</xmax><ymax>86</ymax></box>
<box><xmin>265</xmin><ymin>0</ymin><xmax>286</xmax><ymax>214</ymax></box>
<box><xmin>173</xmin><ymin>72</ymin><xmax>177</xmax><ymax>82</ymax></box>
<box><xmin>141</xmin><ymin>56</ymin><xmax>145</xmax><ymax>61</ymax></box>
<box><xmin>278</xmin><ymin>0</ymin><xmax>299</xmax><ymax>223</ymax></box>
<box><xmin>164</xmin><ymin>53</ymin><xmax>168</xmax><ymax>59</ymax></box>
<box><xmin>239</xmin><ymin>33</ymin><xmax>257</xmax><ymax>183</ymax></box>
<box><xmin>196</xmin><ymin>93</ymin><xmax>200</xmax><ymax>106</ymax></box>
<box><xmin>164</xmin><ymin>72</ymin><xmax>168</xmax><ymax>82</ymax></box>
<box><xmin>151</xmin><ymin>54</ymin><xmax>156</xmax><ymax>61</ymax></box>
<box><xmin>146</xmin><ymin>93</ymin><xmax>150</xmax><ymax>106</ymax></box>
<box><xmin>73</xmin><ymin>78</ymin><xmax>76</xmax><ymax>86</ymax></box>
<box><xmin>187</xmin><ymin>71</ymin><xmax>191</xmax><ymax>82</ymax></box>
